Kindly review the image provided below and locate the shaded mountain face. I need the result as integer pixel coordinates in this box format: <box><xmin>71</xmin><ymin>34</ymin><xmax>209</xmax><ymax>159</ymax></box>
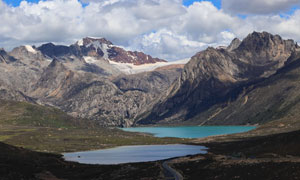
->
<box><xmin>137</xmin><ymin>32</ymin><xmax>300</xmax><ymax>125</ymax></box>
<box><xmin>0</xmin><ymin>48</ymin><xmax>17</xmax><ymax>63</ymax></box>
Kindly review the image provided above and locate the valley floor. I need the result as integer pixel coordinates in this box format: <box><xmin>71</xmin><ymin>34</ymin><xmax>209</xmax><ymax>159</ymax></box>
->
<box><xmin>0</xmin><ymin>125</ymin><xmax>188</xmax><ymax>153</ymax></box>
<box><xmin>1</xmin><ymin>123</ymin><xmax>300</xmax><ymax>179</ymax></box>
<box><xmin>1</xmin><ymin>128</ymin><xmax>300</xmax><ymax>180</ymax></box>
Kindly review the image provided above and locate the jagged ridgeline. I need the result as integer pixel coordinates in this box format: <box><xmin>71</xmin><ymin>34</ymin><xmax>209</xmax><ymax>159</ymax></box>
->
<box><xmin>1</xmin><ymin>32</ymin><xmax>300</xmax><ymax>127</ymax></box>
<box><xmin>137</xmin><ymin>32</ymin><xmax>300</xmax><ymax>126</ymax></box>
<box><xmin>0</xmin><ymin>37</ymin><xmax>183</xmax><ymax>127</ymax></box>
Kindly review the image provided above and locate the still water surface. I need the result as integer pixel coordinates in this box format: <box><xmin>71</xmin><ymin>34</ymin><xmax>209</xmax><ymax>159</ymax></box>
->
<box><xmin>122</xmin><ymin>126</ymin><xmax>256</xmax><ymax>138</ymax></box>
<box><xmin>63</xmin><ymin>144</ymin><xmax>207</xmax><ymax>164</ymax></box>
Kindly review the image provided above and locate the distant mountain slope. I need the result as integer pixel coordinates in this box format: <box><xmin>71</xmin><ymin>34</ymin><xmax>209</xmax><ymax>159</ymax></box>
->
<box><xmin>137</xmin><ymin>32</ymin><xmax>300</xmax><ymax>126</ymax></box>
<box><xmin>6</xmin><ymin>32</ymin><xmax>300</xmax><ymax>127</ymax></box>
<box><xmin>0</xmin><ymin>37</ymin><xmax>185</xmax><ymax>126</ymax></box>
<box><xmin>29</xmin><ymin>59</ymin><xmax>181</xmax><ymax>126</ymax></box>
<box><xmin>0</xmin><ymin>99</ymin><xmax>82</xmax><ymax>128</ymax></box>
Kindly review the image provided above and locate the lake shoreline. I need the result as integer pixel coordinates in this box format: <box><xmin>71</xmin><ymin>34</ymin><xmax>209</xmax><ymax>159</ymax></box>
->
<box><xmin>62</xmin><ymin>126</ymin><xmax>254</xmax><ymax>165</ymax></box>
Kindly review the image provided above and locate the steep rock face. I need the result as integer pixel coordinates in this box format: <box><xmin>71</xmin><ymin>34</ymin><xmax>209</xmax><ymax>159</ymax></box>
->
<box><xmin>0</xmin><ymin>48</ymin><xmax>17</xmax><ymax>64</ymax></box>
<box><xmin>0</xmin><ymin>36</ymin><xmax>182</xmax><ymax>127</ymax></box>
<box><xmin>188</xmin><ymin>50</ymin><xmax>300</xmax><ymax>126</ymax></box>
<box><xmin>137</xmin><ymin>32</ymin><xmax>299</xmax><ymax>125</ymax></box>
<box><xmin>9</xmin><ymin>45</ymin><xmax>50</xmax><ymax>68</ymax></box>
<box><xmin>114</xmin><ymin>69</ymin><xmax>181</xmax><ymax>94</ymax></box>
<box><xmin>0</xmin><ymin>83</ymin><xmax>34</xmax><ymax>102</ymax></box>
<box><xmin>0</xmin><ymin>47</ymin><xmax>49</xmax><ymax>94</ymax></box>
<box><xmin>227</xmin><ymin>38</ymin><xmax>241</xmax><ymax>52</ymax></box>
<box><xmin>0</xmin><ymin>48</ymin><xmax>41</xmax><ymax>102</ymax></box>
<box><xmin>29</xmin><ymin>59</ymin><xmax>182</xmax><ymax>126</ymax></box>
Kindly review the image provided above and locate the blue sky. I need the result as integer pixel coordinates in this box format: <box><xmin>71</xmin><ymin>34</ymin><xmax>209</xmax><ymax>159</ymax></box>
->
<box><xmin>183</xmin><ymin>0</ymin><xmax>221</xmax><ymax>8</ymax></box>
<box><xmin>3</xmin><ymin>0</ymin><xmax>39</xmax><ymax>6</ymax></box>
<box><xmin>5</xmin><ymin>0</ymin><xmax>221</xmax><ymax>7</ymax></box>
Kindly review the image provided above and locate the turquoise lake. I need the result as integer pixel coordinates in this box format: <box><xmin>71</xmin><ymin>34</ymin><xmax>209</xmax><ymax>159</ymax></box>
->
<box><xmin>121</xmin><ymin>126</ymin><xmax>256</xmax><ymax>138</ymax></box>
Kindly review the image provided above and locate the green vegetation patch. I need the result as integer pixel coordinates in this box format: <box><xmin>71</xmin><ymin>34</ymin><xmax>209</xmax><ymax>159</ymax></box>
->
<box><xmin>0</xmin><ymin>100</ymin><xmax>189</xmax><ymax>153</ymax></box>
<box><xmin>0</xmin><ymin>100</ymin><xmax>78</xmax><ymax>128</ymax></box>
<box><xmin>1</xmin><ymin>126</ymin><xmax>189</xmax><ymax>153</ymax></box>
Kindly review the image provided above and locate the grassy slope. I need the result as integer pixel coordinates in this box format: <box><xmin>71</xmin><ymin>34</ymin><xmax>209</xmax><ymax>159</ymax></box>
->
<box><xmin>0</xmin><ymin>100</ymin><xmax>188</xmax><ymax>153</ymax></box>
<box><xmin>0</xmin><ymin>100</ymin><xmax>77</xmax><ymax>128</ymax></box>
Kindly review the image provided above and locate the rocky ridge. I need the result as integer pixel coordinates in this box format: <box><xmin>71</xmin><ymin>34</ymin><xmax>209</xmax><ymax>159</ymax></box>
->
<box><xmin>2</xmin><ymin>32</ymin><xmax>299</xmax><ymax>127</ymax></box>
<box><xmin>137</xmin><ymin>32</ymin><xmax>300</xmax><ymax>126</ymax></box>
<box><xmin>0</xmin><ymin>38</ymin><xmax>184</xmax><ymax>126</ymax></box>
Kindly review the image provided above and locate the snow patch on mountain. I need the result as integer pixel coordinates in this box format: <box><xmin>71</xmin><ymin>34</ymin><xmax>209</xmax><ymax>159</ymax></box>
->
<box><xmin>76</xmin><ymin>39</ymin><xmax>84</xmax><ymax>46</ymax></box>
<box><xmin>24</xmin><ymin>45</ymin><xmax>37</xmax><ymax>54</ymax></box>
<box><xmin>109</xmin><ymin>58</ymin><xmax>189</xmax><ymax>74</ymax></box>
<box><xmin>83</xmin><ymin>56</ymin><xmax>98</xmax><ymax>64</ymax></box>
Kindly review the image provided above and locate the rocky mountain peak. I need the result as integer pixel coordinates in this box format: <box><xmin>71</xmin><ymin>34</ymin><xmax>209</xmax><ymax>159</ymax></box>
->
<box><xmin>137</xmin><ymin>32</ymin><xmax>299</xmax><ymax>125</ymax></box>
<box><xmin>77</xmin><ymin>37</ymin><xmax>113</xmax><ymax>47</ymax></box>
<box><xmin>75</xmin><ymin>37</ymin><xmax>167</xmax><ymax>65</ymax></box>
<box><xmin>48</xmin><ymin>58</ymin><xmax>65</xmax><ymax>69</ymax></box>
<box><xmin>37</xmin><ymin>43</ymin><xmax>73</xmax><ymax>58</ymax></box>
<box><xmin>35</xmin><ymin>37</ymin><xmax>167</xmax><ymax>66</ymax></box>
<box><xmin>10</xmin><ymin>45</ymin><xmax>41</xmax><ymax>58</ymax></box>
<box><xmin>227</xmin><ymin>38</ymin><xmax>241</xmax><ymax>52</ymax></box>
<box><xmin>236</xmin><ymin>31</ymin><xmax>297</xmax><ymax>65</ymax></box>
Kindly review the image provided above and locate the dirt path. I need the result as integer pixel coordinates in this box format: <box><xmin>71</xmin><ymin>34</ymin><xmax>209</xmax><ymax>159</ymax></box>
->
<box><xmin>162</xmin><ymin>160</ymin><xmax>183</xmax><ymax>180</ymax></box>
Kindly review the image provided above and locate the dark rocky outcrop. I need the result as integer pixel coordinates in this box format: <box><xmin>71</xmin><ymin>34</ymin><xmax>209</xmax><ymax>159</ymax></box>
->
<box><xmin>0</xmin><ymin>48</ymin><xmax>17</xmax><ymax>63</ymax></box>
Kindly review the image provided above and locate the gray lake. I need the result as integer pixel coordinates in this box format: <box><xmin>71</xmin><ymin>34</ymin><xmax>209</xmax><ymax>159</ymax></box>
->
<box><xmin>63</xmin><ymin>144</ymin><xmax>207</xmax><ymax>165</ymax></box>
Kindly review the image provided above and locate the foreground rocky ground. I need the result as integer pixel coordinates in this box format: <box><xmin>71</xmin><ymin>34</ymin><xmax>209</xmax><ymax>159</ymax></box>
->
<box><xmin>172</xmin><ymin>130</ymin><xmax>300</xmax><ymax>180</ymax></box>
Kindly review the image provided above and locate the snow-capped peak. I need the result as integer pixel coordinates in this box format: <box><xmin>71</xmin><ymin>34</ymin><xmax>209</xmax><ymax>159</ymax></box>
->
<box><xmin>76</xmin><ymin>39</ymin><xmax>84</xmax><ymax>46</ymax></box>
<box><xmin>76</xmin><ymin>37</ymin><xmax>113</xmax><ymax>47</ymax></box>
<box><xmin>24</xmin><ymin>45</ymin><xmax>37</xmax><ymax>54</ymax></box>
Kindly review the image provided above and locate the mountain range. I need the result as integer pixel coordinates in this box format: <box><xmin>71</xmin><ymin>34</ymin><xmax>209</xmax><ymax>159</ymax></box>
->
<box><xmin>0</xmin><ymin>37</ymin><xmax>184</xmax><ymax>126</ymax></box>
<box><xmin>1</xmin><ymin>32</ymin><xmax>300</xmax><ymax>127</ymax></box>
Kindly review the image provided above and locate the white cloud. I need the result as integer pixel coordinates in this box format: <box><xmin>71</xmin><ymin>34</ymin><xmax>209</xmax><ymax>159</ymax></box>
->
<box><xmin>128</xmin><ymin>2</ymin><xmax>238</xmax><ymax>60</ymax></box>
<box><xmin>175</xmin><ymin>2</ymin><xmax>237</xmax><ymax>43</ymax></box>
<box><xmin>222</xmin><ymin>0</ymin><xmax>300</xmax><ymax>15</ymax></box>
<box><xmin>233</xmin><ymin>10</ymin><xmax>300</xmax><ymax>41</ymax></box>
<box><xmin>0</xmin><ymin>0</ymin><xmax>300</xmax><ymax>61</ymax></box>
<box><xmin>129</xmin><ymin>29</ymin><xmax>209</xmax><ymax>60</ymax></box>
